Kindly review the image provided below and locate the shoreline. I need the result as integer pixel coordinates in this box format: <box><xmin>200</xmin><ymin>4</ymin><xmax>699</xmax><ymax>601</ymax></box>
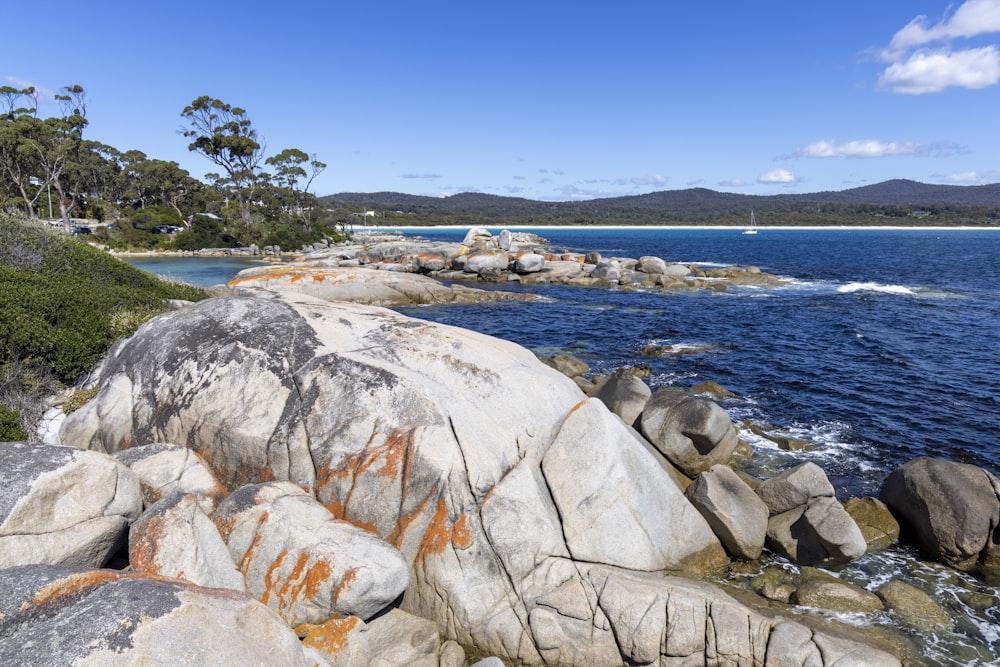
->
<box><xmin>361</xmin><ymin>223</ymin><xmax>1000</xmax><ymax>232</ymax></box>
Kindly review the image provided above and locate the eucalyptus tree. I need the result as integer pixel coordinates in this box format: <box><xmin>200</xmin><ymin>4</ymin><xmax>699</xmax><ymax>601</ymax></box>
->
<box><xmin>265</xmin><ymin>148</ymin><xmax>326</xmax><ymax>227</ymax></box>
<box><xmin>0</xmin><ymin>86</ymin><xmax>44</xmax><ymax>215</ymax></box>
<box><xmin>180</xmin><ymin>96</ymin><xmax>265</xmax><ymax>228</ymax></box>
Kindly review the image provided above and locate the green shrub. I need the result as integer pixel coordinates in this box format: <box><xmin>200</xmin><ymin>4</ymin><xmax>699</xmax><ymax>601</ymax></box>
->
<box><xmin>0</xmin><ymin>213</ymin><xmax>207</xmax><ymax>383</ymax></box>
<box><xmin>0</xmin><ymin>404</ymin><xmax>27</xmax><ymax>441</ymax></box>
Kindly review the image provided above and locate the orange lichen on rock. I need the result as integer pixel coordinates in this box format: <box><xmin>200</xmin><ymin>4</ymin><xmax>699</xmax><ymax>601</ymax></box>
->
<box><xmin>332</xmin><ymin>567</ymin><xmax>359</xmax><ymax>604</ymax></box>
<box><xmin>31</xmin><ymin>570</ymin><xmax>129</xmax><ymax>608</ymax></box>
<box><xmin>415</xmin><ymin>497</ymin><xmax>474</xmax><ymax>566</ymax></box>
<box><xmin>129</xmin><ymin>513</ymin><xmax>166</xmax><ymax>575</ymax></box>
<box><xmin>259</xmin><ymin>549</ymin><xmax>289</xmax><ymax>606</ymax></box>
<box><xmin>301</xmin><ymin>616</ymin><xmax>361</xmax><ymax>655</ymax></box>
<box><xmin>264</xmin><ymin>552</ymin><xmax>334</xmax><ymax>623</ymax></box>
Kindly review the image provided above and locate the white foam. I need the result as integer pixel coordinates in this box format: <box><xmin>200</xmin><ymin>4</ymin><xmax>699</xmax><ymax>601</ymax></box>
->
<box><xmin>837</xmin><ymin>282</ymin><xmax>916</xmax><ymax>296</ymax></box>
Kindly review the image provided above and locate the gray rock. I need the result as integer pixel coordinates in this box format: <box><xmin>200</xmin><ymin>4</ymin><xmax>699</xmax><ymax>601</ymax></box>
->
<box><xmin>685</xmin><ymin>464</ymin><xmax>769</xmax><ymax>560</ymax></box>
<box><xmin>541</xmin><ymin>398</ymin><xmax>726</xmax><ymax>574</ymax></box>
<box><xmin>638</xmin><ymin>255</ymin><xmax>668</xmax><ymax>274</ymax></box>
<box><xmin>463</xmin><ymin>249</ymin><xmax>510</xmax><ymax>278</ymax></box>
<box><xmin>880</xmin><ymin>456</ymin><xmax>1000</xmax><ymax>575</ymax></box>
<box><xmin>756</xmin><ymin>461</ymin><xmax>835</xmax><ymax>516</ymax></box>
<box><xmin>594</xmin><ymin>371</ymin><xmax>651</xmax><ymax>426</ymax></box>
<box><xmin>639</xmin><ymin>388</ymin><xmax>740</xmax><ymax>476</ymax></box>
<box><xmin>58</xmin><ymin>294</ymin><xmax>903</xmax><ymax>666</ymax></box>
<box><xmin>0</xmin><ymin>565</ymin><xmax>315</xmax><ymax>665</ymax></box>
<box><xmin>114</xmin><ymin>442</ymin><xmax>227</xmax><ymax>509</ymax></box>
<box><xmin>0</xmin><ymin>441</ymin><xmax>142</xmax><ymax>568</ymax></box>
<box><xmin>591</xmin><ymin>259</ymin><xmax>622</xmax><ymax>282</ymax></box>
<box><xmin>514</xmin><ymin>252</ymin><xmax>546</xmax><ymax>273</ymax></box>
<box><xmin>766</xmin><ymin>496</ymin><xmax>867</xmax><ymax>567</ymax></box>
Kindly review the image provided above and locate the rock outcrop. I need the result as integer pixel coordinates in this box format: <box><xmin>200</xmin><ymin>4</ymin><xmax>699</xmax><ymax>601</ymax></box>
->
<box><xmin>56</xmin><ymin>293</ymin><xmax>902</xmax><ymax>665</ymax></box>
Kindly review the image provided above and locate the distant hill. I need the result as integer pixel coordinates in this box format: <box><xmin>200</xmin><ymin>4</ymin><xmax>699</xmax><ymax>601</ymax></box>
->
<box><xmin>320</xmin><ymin>180</ymin><xmax>1000</xmax><ymax>227</ymax></box>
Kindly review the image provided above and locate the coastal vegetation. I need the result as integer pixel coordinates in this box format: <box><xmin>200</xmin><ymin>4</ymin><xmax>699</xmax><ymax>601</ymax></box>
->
<box><xmin>0</xmin><ymin>85</ymin><xmax>348</xmax><ymax>251</ymax></box>
<box><xmin>0</xmin><ymin>212</ymin><xmax>206</xmax><ymax>437</ymax></box>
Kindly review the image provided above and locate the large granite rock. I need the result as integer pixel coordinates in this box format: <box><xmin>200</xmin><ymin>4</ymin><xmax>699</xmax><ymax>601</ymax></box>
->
<box><xmin>880</xmin><ymin>456</ymin><xmax>1000</xmax><ymax>575</ymax></box>
<box><xmin>639</xmin><ymin>387</ymin><xmax>740</xmax><ymax>476</ymax></box>
<box><xmin>59</xmin><ymin>294</ymin><xmax>901</xmax><ymax>665</ymax></box>
<box><xmin>593</xmin><ymin>370</ymin><xmax>651</xmax><ymax>426</ymax></box>
<box><xmin>0</xmin><ymin>565</ymin><xmax>319</xmax><ymax>665</ymax></box>
<box><xmin>0</xmin><ymin>441</ymin><xmax>142</xmax><ymax>568</ymax></box>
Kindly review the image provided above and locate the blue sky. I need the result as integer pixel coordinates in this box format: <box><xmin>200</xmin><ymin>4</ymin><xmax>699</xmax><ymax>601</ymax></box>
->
<box><xmin>5</xmin><ymin>1</ymin><xmax>1000</xmax><ymax>201</ymax></box>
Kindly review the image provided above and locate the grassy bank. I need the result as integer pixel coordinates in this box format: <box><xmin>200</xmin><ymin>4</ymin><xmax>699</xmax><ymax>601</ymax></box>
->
<box><xmin>0</xmin><ymin>213</ymin><xmax>208</xmax><ymax>439</ymax></box>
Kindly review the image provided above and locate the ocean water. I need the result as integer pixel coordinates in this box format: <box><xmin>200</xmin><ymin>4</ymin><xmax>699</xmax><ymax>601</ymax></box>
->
<box><xmin>126</xmin><ymin>227</ymin><xmax>1000</xmax><ymax>664</ymax></box>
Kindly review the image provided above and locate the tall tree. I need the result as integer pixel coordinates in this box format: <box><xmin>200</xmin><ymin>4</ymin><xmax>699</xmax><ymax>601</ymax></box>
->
<box><xmin>180</xmin><ymin>96</ymin><xmax>264</xmax><ymax>227</ymax></box>
<box><xmin>265</xmin><ymin>148</ymin><xmax>326</xmax><ymax>227</ymax></box>
<box><xmin>0</xmin><ymin>86</ymin><xmax>44</xmax><ymax>215</ymax></box>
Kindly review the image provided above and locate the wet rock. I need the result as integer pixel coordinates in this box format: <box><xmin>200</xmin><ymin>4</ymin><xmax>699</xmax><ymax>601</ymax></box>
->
<box><xmin>876</xmin><ymin>580</ymin><xmax>954</xmax><ymax>633</ymax></box>
<box><xmin>793</xmin><ymin>566</ymin><xmax>883</xmax><ymax>614</ymax></box>
<box><xmin>844</xmin><ymin>496</ymin><xmax>900</xmax><ymax>551</ymax></box>
<box><xmin>691</xmin><ymin>380</ymin><xmax>737</xmax><ymax>399</ymax></box>
<box><xmin>639</xmin><ymin>387</ymin><xmax>740</xmax><ymax>476</ymax></box>
<box><xmin>750</xmin><ymin>565</ymin><xmax>796</xmax><ymax>603</ymax></box>
<box><xmin>880</xmin><ymin>456</ymin><xmax>1000</xmax><ymax>576</ymax></box>
<box><xmin>0</xmin><ymin>442</ymin><xmax>142</xmax><ymax>568</ymax></box>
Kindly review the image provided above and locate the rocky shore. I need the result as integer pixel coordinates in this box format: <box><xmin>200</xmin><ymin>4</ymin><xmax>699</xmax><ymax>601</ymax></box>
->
<box><xmin>2</xmin><ymin>229</ymin><xmax>997</xmax><ymax>665</ymax></box>
<box><xmin>224</xmin><ymin>227</ymin><xmax>786</xmax><ymax>304</ymax></box>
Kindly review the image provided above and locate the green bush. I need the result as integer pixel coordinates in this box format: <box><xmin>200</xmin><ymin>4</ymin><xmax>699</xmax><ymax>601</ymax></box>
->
<box><xmin>0</xmin><ymin>213</ymin><xmax>207</xmax><ymax>383</ymax></box>
<box><xmin>0</xmin><ymin>404</ymin><xmax>27</xmax><ymax>441</ymax></box>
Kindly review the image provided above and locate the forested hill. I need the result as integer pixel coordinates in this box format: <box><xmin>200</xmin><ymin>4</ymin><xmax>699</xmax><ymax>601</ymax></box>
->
<box><xmin>320</xmin><ymin>180</ymin><xmax>1000</xmax><ymax>227</ymax></box>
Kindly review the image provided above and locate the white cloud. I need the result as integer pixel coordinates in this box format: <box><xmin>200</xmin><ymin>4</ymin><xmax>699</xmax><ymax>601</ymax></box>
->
<box><xmin>879</xmin><ymin>1</ymin><xmax>1000</xmax><ymax>93</ymax></box>
<box><xmin>796</xmin><ymin>139</ymin><xmax>921</xmax><ymax>158</ymax></box>
<box><xmin>879</xmin><ymin>46</ymin><xmax>1000</xmax><ymax>93</ymax></box>
<box><xmin>718</xmin><ymin>179</ymin><xmax>750</xmax><ymax>187</ymax></box>
<box><xmin>758</xmin><ymin>169</ymin><xmax>798</xmax><ymax>184</ymax></box>
<box><xmin>936</xmin><ymin>169</ymin><xmax>1000</xmax><ymax>182</ymax></box>
<box><xmin>885</xmin><ymin>0</ymin><xmax>1000</xmax><ymax>55</ymax></box>
<box><xmin>399</xmin><ymin>173</ymin><xmax>442</xmax><ymax>179</ymax></box>
<box><xmin>629</xmin><ymin>174</ymin><xmax>668</xmax><ymax>187</ymax></box>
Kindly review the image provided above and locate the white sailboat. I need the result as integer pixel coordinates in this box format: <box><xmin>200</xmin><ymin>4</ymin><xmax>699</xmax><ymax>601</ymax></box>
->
<box><xmin>742</xmin><ymin>210</ymin><xmax>758</xmax><ymax>235</ymax></box>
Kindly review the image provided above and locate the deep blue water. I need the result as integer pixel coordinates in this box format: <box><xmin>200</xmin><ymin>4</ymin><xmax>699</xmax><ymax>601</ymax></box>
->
<box><xmin>394</xmin><ymin>227</ymin><xmax>1000</xmax><ymax>496</ymax></box>
<box><xmin>127</xmin><ymin>229</ymin><xmax>1000</xmax><ymax>493</ymax></box>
